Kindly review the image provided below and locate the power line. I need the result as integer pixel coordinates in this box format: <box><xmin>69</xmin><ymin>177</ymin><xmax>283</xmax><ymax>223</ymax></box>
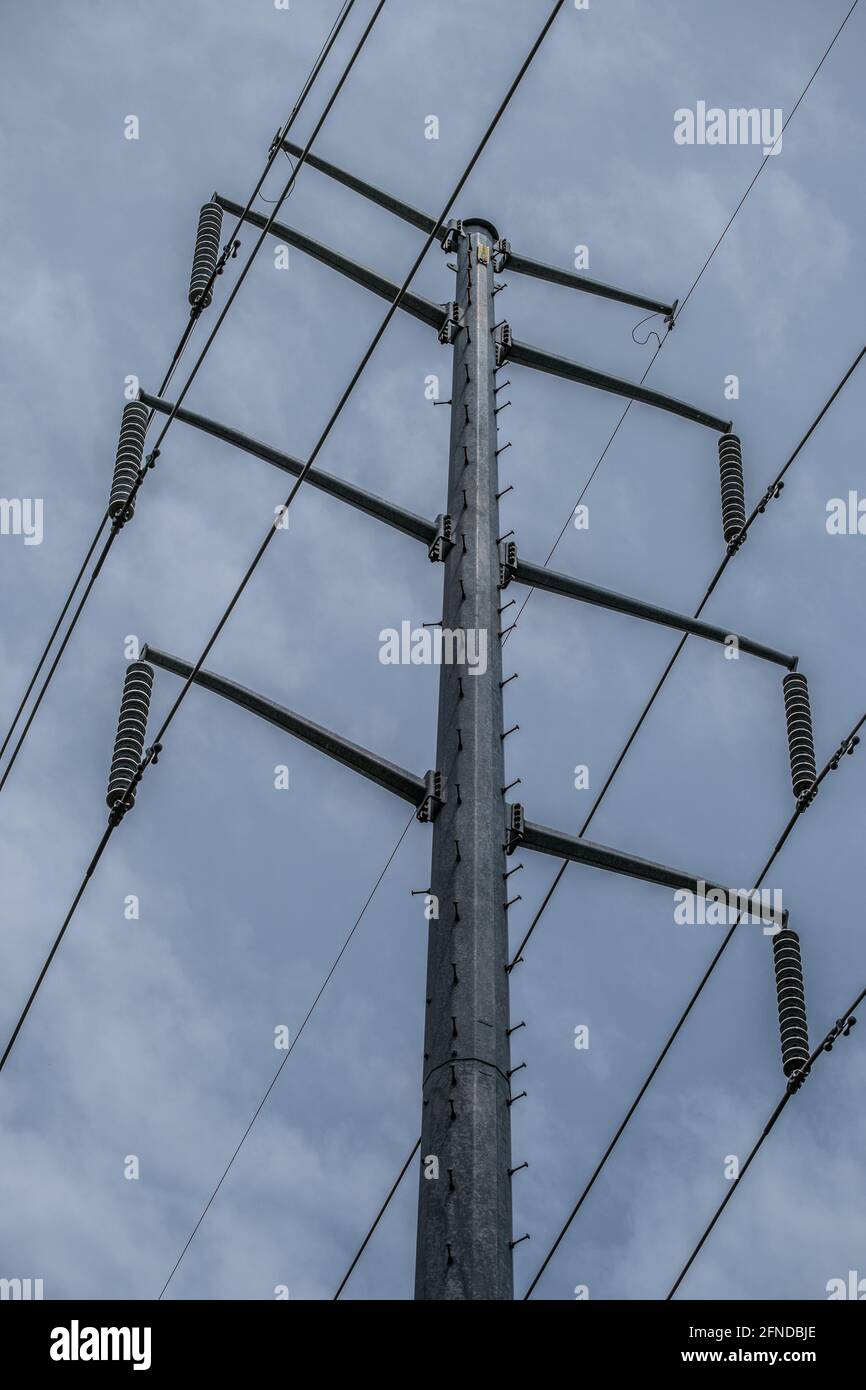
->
<box><xmin>0</xmin><ymin>512</ymin><xmax>109</xmax><ymax>769</ymax></box>
<box><xmin>0</xmin><ymin>823</ymin><xmax>114</xmax><ymax>1073</ymax></box>
<box><xmin>0</xmin><ymin>0</ymin><xmax>388</xmax><ymax>1071</ymax></box>
<box><xmin>521</xmin><ymin>706</ymin><xmax>866</xmax><ymax>1299</ymax></box>
<box><xmin>150</xmin><ymin>0</ymin><xmax>861</xmax><ymax>1301</ymax></box>
<box><xmin>508</xmin><ymin>345</ymin><xmax>866</xmax><ymax>969</ymax></box>
<box><xmin>334</xmin><ymin>698</ymin><xmax>865</xmax><ymax>1296</ymax></box>
<box><xmin>0</xmin><ymin>0</ymin><xmax>564</xmax><ymax>1096</ymax></box>
<box><xmin>159</xmin><ymin>808</ymin><xmax>417</xmax><ymax>1300</ymax></box>
<box><xmin>10</xmin><ymin>0</ymin><xmax>853</xmax><ymax>1302</ymax></box>
<box><xmin>333</xmin><ymin>1136</ymin><xmax>421</xmax><ymax>1300</ymax></box>
<box><xmin>0</xmin><ymin>0</ymin><xmax>358</xmax><ymax>796</ymax></box>
<box><xmin>0</xmin><ymin>338</ymin><xmax>196</xmax><ymax>794</ymax></box>
<box><xmin>668</xmin><ymin>981</ymin><xmax>866</xmax><ymax>1299</ymax></box>
<box><xmin>673</xmin><ymin>0</ymin><xmax>860</xmax><ymax>325</ymax></box>
<box><xmin>116</xmin><ymin>0</ymin><xmax>389</xmax><ymax>533</ymax></box>
<box><xmin>504</xmin><ymin>0</ymin><xmax>860</xmax><ymax>645</ymax></box>
<box><xmin>152</xmin><ymin>4</ymin><xmax>571</xmax><ymax>1291</ymax></box>
<box><xmin>309</xmin><ymin>341</ymin><xmax>861</xmax><ymax>1295</ymax></box>
<box><xmin>0</xmin><ymin>526</ymin><xmax>115</xmax><ymax>798</ymax></box>
<box><xmin>152</xmin><ymin>0</ymin><xmax>570</xmax><ymax>1301</ymax></box>
<box><xmin>133</xmin><ymin>0</ymin><xmax>569</xmax><ymax>782</ymax></box>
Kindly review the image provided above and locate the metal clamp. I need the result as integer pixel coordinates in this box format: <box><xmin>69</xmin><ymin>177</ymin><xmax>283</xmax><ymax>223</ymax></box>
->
<box><xmin>428</xmin><ymin>514</ymin><xmax>454</xmax><ymax>563</ymax></box>
<box><xmin>494</xmin><ymin>238</ymin><xmax>511</xmax><ymax>274</ymax></box>
<box><xmin>441</xmin><ymin>221</ymin><xmax>464</xmax><ymax>254</ymax></box>
<box><xmin>494</xmin><ymin>322</ymin><xmax>513</xmax><ymax>367</ymax></box>
<box><xmin>438</xmin><ymin>302</ymin><xmax>463</xmax><ymax>346</ymax></box>
<box><xmin>757</xmin><ymin>479</ymin><xmax>785</xmax><ymax>516</ymax></box>
<box><xmin>418</xmin><ymin>770</ymin><xmax>446</xmax><ymax>823</ymax></box>
<box><xmin>505</xmin><ymin>803</ymin><xmax>525</xmax><ymax>855</ymax></box>
<box><xmin>498</xmin><ymin>538</ymin><xmax>517</xmax><ymax>589</ymax></box>
<box><xmin>823</xmin><ymin>1014</ymin><xmax>857</xmax><ymax>1052</ymax></box>
<box><xmin>830</xmin><ymin>733</ymin><xmax>861</xmax><ymax>771</ymax></box>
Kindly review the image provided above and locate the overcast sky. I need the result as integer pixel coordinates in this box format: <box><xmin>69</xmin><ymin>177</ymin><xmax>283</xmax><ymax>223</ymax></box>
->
<box><xmin>1</xmin><ymin>0</ymin><xmax>864</xmax><ymax>1301</ymax></box>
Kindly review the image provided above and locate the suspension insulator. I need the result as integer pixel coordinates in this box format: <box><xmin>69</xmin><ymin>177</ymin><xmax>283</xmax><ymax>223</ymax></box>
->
<box><xmin>188</xmin><ymin>201</ymin><xmax>223</xmax><ymax>310</ymax></box>
<box><xmin>718</xmin><ymin>433</ymin><xmax>746</xmax><ymax>544</ymax></box>
<box><xmin>772</xmin><ymin>928</ymin><xmax>810</xmax><ymax>1079</ymax></box>
<box><xmin>109</xmin><ymin>401</ymin><xmax>148</xmax><ymax>522</ymax></box>
<box><xmin>782</xmin><ymin>671</ymin><xmax>817</xmax><ymax>799</ymax></box>
<box><xmin>106</xmin><ymin>661</ymin><xmax>154</xmax><ymax>810</ymax></box>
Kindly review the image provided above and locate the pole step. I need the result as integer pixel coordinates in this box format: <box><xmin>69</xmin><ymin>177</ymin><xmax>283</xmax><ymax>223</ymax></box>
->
<box><xmin>782</xmin><ymin>671</ymin><xmax>817</xmax><ymax>799</ymax></box>
<box><xmin>106</xmin><ymin>661</ymin><xmax>154</xmax><ymax>809</ymax></box>
<box><xmin>772</xmin><ymin>928</ymin><xmax>810</xmax><ymax>1079</ymax></box>
<box><xmin>188</xmin><ymin>201</ymin><xmax>223</xmax><ymax>311</ymax></box>
<box><xmin>718</xmin><ymin>432</ymin><xmax>746</xmax><ymax>544</ymax></box>
<box><xmin>109</xmin><ymin>401</ymin><xmax>148</xmax><ymax>522</ymax></box>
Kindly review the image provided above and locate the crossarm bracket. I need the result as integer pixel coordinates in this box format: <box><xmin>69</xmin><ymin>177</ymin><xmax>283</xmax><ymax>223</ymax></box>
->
<box><xmin>139</xmin><ymin>393</ymin><xmax>437</xmax><ymax>547</ymax></box>
<box><xmin>507</xmin><ymin>339</ymin><xmax>731</xmax><ymax>433</ymax></box>
<box><xmin>509</xmin><ymin>553</ymin><xmax>796</xmax><ymax>669</ymax></box>
<box><xmin>142</xmin><ymin>645</ymin><xmax>439</xmax><ymax>815</ymax></box>
<box><xmin>214</xmin><ymin>195</ymin><xmax>445</xmax><ymax>332</ymax></box>
<box><xmin>496</xmin><ymin>241</ymin><xmax>674</xmax><ymax>317</ymax></box>
<box><xmin>510</xmin><ymin>810</ymin><xmax>785</xmax><ymax>928</ymax></box>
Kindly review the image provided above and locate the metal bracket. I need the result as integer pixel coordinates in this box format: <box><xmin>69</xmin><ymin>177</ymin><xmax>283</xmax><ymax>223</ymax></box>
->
<box><xmin>498</xmin><ymin>538</ymin><xmax>518</xmax><ymax>589</ymax></box>
<box><xmin>494</xmin><ymin>238</ymin><xmax>511</xmax><ymax>274</ymax></box>
<box><xmin>441</xmin><ymin>220</ymin><xmax>464</xmax><ymax>254</ymax></box>
<box><xmin>505</xmin><ymin>803</ymin><xmax>525</xmax><ymax>855</ymax></box>
<box><xmin>417</xmin><ymin>770</ymin><xmax>446</xmax><ymax>823</ymax></box>
<box><xmin>494</xmin><ymin>322</ymin><xmax>513</xmax><ymax>368</ymax></box>
<box><xmin>438</xmin><ymin>302</ymin><xmax>463</xmax><ymax>345</ymax></box>
<box><xmin>508</xmin><ymin>337</ymin><xmax>730</xmax><ymax>433</ymax></box>
<box><xmin>829</xmin><ymin>733</ymin><xmax>861</xmax><ymax>771</ymax></box>
<box><xmin>757</xmin><ymin>479</ymin><xmax>785</xmax><ymax>515</ymax></box>
<box><xmin>510</xmin><ymin>554</ymin><xmax>795</xmax><ymax>668</ymax></box>
<box><xmin>428</xmin><ymin>513</ymin><xmax>454</xmax><ymax>563</ymax></box>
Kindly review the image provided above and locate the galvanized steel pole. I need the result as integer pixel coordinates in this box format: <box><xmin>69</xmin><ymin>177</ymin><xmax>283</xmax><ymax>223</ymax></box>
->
<box><xmin>415</xmin><ymin>220</ymin><xmax>514</xmax><ymax>1299</ymax></box>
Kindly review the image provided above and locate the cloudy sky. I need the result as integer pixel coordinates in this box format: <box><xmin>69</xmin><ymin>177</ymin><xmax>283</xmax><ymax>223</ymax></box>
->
<box><xmin>0</xmin><ymin>0</ymin><xmax>864</xmax><ymax>1301</ymax></box>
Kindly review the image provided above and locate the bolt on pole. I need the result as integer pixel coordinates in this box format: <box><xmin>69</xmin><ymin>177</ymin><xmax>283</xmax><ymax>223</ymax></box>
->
<box><xmin>415</xmin><ymin>220</ymin><xmax>515</xmax><ymax>1300</ymax></box>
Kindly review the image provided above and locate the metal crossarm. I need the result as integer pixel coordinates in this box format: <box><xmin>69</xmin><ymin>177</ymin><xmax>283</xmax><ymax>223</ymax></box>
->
<box><xmin>138</xmin><ymin>393</ymin><xmax>792</xmax><ymax>663</ymax></box>
<box><xmin>497</xmin><ymin>245</ymin><xmax>673</xmax><ymax>317</ymax></box>
<box><xmin>142</xmin><ymin>645</ymin><xmax>428</xmax><ymax>808</ymax></box>
<box><xmin>281</xmin><ymin>138</ymin><xmax>444</xmax><ymax>239</ymax></box>
<box><xmin>507</xmin><ymin>340</ymin><xmax>732</xmax><ymax>433</ymax></box>
<box><xmin>19</xmin><ymin>0</ymin><xmax>851</xmax><ymax>1310</ymax></box>
<box><xmin>214</xmin><ymin>196</ymin><xmax>445</xmax><ymax>330</ymax></box>
<box><xmin>139</xmin><ymin>393</ymin><xmax>437</xmax><ymax>546</ymax></box>
<box><xmin>516</xmin><ymin>816</ymin><xmax>786</xmax><ymax>928</ymax></box>
<box><xmin>215</xmin><ymin>204</ymin><xmax>726</xmax><ymax>431</ymax></box>
<box><xmin>280</xmin><ymin>139</ymin><xmax>674</xmax><ymax>315</ymax></box>
<box><xmin>511</xmin><ymin>556</ymin><xmax>796</xmax><ymax>668</ymax></box>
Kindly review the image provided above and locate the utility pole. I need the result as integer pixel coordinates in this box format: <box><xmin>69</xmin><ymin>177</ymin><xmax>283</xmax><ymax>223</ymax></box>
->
<box><xmin>119</xmin><ymin>148</ymin><xmax>808</xmax><ymax>1303</ymax></box>
<box><xmin>415</xmin><ymin>220</ymin><xmax>514</xmax><ymax>1300</ymax></box>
